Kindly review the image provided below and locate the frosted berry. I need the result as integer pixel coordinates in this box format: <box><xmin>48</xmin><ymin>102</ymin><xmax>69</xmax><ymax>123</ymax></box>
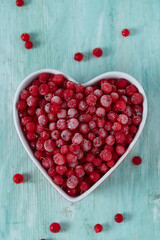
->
<box><xmin>132</xmin><ymin>156</ymin><xmax>142</xmax><ymax>165</ymax></box>
<box><xmin>114</xmin><ymin>213</ymin><xmax>124</xmax><ymax>223</ymax></box>
<box><xmin>44</xmin><ymin>139</ymin><xmax>55</xmax><ymax>152</ymax></box>
<box><xmin>93</xmin><ymin>48</ymin><xmax>103</xmax><ymax>57</ymax></box>
<box><xmin>25</xmin><ymin>41</ymin><xmax>33</xmax><ymax>49</ymax></box>
<box><xmin>122</xmin><ymin>28</ymin><xmax>130</xmax><ymax>37</ymax></box>
<box><xmin>100</xmin><ymin>95</ymin><xmax>112</xmax><ymax>107</ymax></box>
<box><xmin>74</xmin><ymin>52</ymin><xmax>83</xmax><ymax>62</ymax></box>
<box><xmin>13</xmin><ymin>174</ymin><xmax>23</xmax><ymax>184</ymax></box>
<box><xmin>101</xmin><ymin>83</ymin><xmax>112</xmax><ymax>93</ymax></box>
<box><xmin>42</xmin><ymin>157</ymin><xmax>54</xmax><ymax>169</ymax></box>
<box><xmin>53</xmin><ymin>153</ymin><xmax>66</xmax><ymax>165</ymax></box>
<box><xmin>50</xmin><ymin>222</ymin><xmax>61</xmax><ymax>233</ymax></box>
<box><xmin>53</xmin><ymin>74</ymin><xmax>64</xmax><ymax>85</ymax></box>
<box><xmin>86</xmin><ymin>95</ymin><xmax>97</xmax><ymax>106</ymax></box>
<box><xmin>67</xmin><ymin>118</ymin><xmax>79</xmax><ymax>130</ymax></box>
<box><xmin>67</xmin><ymin>175</ymin><xmax>78</xmax><ymax>188</ymax></box>
<box><xmin>100</xmin><ymin>150</ymin><xmax>112</xmax><ymax>161</ymax></box>
<box><xmin>115</xmin><ymin>101</ymin><xmax>126</xmax><ymax>112</ymax></box>
<box><xmin>94</xmin><ymin>224</ymin><xmax>103</xmax><ymax>233</ymax></box>
<box><xmin>131</xmin><ymin>93</ymin><xmax>143</xmax><ymax>104</ymax></box>
<box><xmin>116</xmin><ymin>145</ymin><xmax>125</xmax><ymax>155</ymax></box>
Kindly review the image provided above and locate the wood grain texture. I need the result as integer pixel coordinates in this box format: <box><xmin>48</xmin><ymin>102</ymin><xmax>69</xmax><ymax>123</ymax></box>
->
<box><xmin>0</xmin><ymin>0</ymin><xmax>160</xmax><ymax>239</ymax></box>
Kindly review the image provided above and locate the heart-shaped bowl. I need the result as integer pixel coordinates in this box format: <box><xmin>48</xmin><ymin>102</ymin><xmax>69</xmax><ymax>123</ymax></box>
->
<box><xmin>13</xmin><ymin>69</ymin><xmax>147</xmax><ymax>202</ymax></box>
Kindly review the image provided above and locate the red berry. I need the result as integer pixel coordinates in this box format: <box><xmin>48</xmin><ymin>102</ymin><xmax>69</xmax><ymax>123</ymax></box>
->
<box><xmin>94</xmin><ymin>224</ymin><xmax>103</xmax><ymax>233</ymax></box>
<box><xmin>89</xmin><ymin>171</ymin><xmax>100</xmax><ymax>182</ymax></box>
<box><xmin>26</xmin><ymin>122</ymin><xmax>36</xmax><ymax>132</ymax></box>
<box><xmin>114</xmin><ymin>213</ymin><xmax>124</xmax><ymax>223</ymax></box>
<box><xmin>66</xmin><ymin>187</ymin><xmax>77</xmax><ymax>196</ymax></box>
<box><xmin>75</xmin><ymin>84</ymin><xmax>84</xmax><ymax>93</ymax></box>
<box><xmin>66</xmin><ymin>152</ymin><xmax>77</xmax><ymax>163</ymax></box>
<box><xmin>54</xmin><ymin>175</ymin><xmax>63</xmax><ymax>185</ymax></box>
<box><xmin>132</xmin><ymin>156</ymin><xmax>142</xmax><ymax>165</ymax></box>
<box><xmin>44</xmin><ymin>139</ymin><xmax>55</xmax><ymax>152</ymax></box>
<box><xmin>21</xmin><ymin>33</ymin><xmax>30</xmax><ymax>42</ymax></box>
<box><xmin>86</xmin><ymin>95</ymin><xmax>97</xmax><ymax>106</ymax></box>
<box><xmin>16</xmin><ymin>0</ymin><xmax>24</xmax><ymax>7</ymax></box>
<box><xmin>131</xmin><ymin>93</ymin><xmax>143</xmax><ymax>104</ymax></box>
<box><xmin>53</xmin><ymin>153</ymin><xmax>66</xmax><ymax>165</ymax></box>
<box><xmin>84</xmin><ymin>86</ymin><xmax>94</xmax><ymax>95</ymax></box>
<box><xmin>50</xmin><ymin>103</ymin><xmax>61</xmax><ymax>113</ymax></box>
<box><xmin>100</xmin><ymin>150</ymin><xmax>112</xmax><ymax>161</ymax></box>
<box><xmin>67</xmin><ymin>175</ymin><xmax>78</xmax><ymax>188</ymax></box>
<box><xmin>42</xmin><ymin>157</ymin><xmax>54</xmax><ymax>169</ymax></box>
<box><xmin>116</xmin><ymin>145</ymin><xmax>125</xmax><ymax>155</ymax></box>
<box><xmin>50</xmin><ymin>222</ymin><xmax>61</xmax><ymax>233</ymax></box>
<box><xmin>101</xmin><ymin>83</ymin><xmax>112</xmax><ymax>94</ymax></box>
<box><xmin>48</xmin><ymin>167</ymin><xmax>57</xmax><ymax>178</ymax></box>
<box><xmin>38</xmin><ymin>115</ymin><xmax>48</xmax><ymax>126</ymax></box>
<box><xmin>93</xmin><ymin>48</ymin><xmax>103</xmax><ymax>57</ymax></box>
<box><xmin>74</xmin><ymin>52</ymin><xmax>83</xmax><ymax>62</ymax></box>
<box><xmin>100</xmin><ymin>95</ymin><xmax>112</xmax><ymax>107</ymax></box>
<box><xmin>122</xmin><ymin>28</ymin><xmax>130</xmax><ymax>37</ymax></box>
<box><xmin>67</xmin><ymin>118</ymin><xmax>79</xmax><ymax>130</ymax></box>
<box><xmin>100</xmin><ymin>163</ymin><xmax>109</xmax><ymax>173</ymax></box>
<box><xmin>20</xmin><ymin>89</ymin><xmax>30</xmax><ymax>100</ymax></box>
<box><xmin>115</xmin><ymin>101</ymin><xmax>126</xmax><ymax>112</ymax></box>
<box><xmin>56</xmin><ymin>165</ymin><xmax>67</xmax><ymax>175</ymax></box>
<box><xmin>126</xmin><ymin>85</ymin><xmax>138</xmax><ymax>96</ymax></box>
<box><xmin>79</xmin><ymin>181</ymin><xmax>89</xmax><ymax>192</ymax></box>
<box><xmin>27</xmin><ymin>96</ymin><xmax>37</xmax><ymax>107</ymax></box>
<box><xmin>25</xmin><ymin>41</ymin><xmax>33</xmax><ymax>49</ymax></box>
<box><xmin>17</xmin><ymin>100</ymin><xmax>27</xmax><ymax>110</ymax></box>
<box><xmin>75</xmin><ymin>166</ymin><xmax>85</xmax><ymax>178</ymax></box>
<box><xmin>53</xmin><ymin>74</ymin><xmax>64</xmax><ymax>85</ymax></box>
<box><xmin>106</xmin><ymin>135</ymin><xmax>115</xmax><ymax>145</ymax></box>
<box><xmin>13</xmin><ymin>174</ymin><xmax>23</xmax><ymax>184</ymax></box>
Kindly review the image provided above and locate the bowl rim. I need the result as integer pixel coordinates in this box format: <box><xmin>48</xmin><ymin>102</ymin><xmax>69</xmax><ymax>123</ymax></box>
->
<box><xmin>13</xmin><ymin>69</ymin><xmax>148</xmax><ymax>203</ymax></box>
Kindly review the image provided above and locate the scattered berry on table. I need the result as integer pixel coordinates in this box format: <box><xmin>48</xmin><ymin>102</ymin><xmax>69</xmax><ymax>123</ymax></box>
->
<box><xmin>16</xmin><ymin>0</ymin><xmax>24</xmax><ymax>7</ymax></box>
<box><xmin>94</xmin><ymin>224</ymin><xmax>103</xmax><ymax>233</ymax></box>
<box><xmin>17</xmin><ymin>73</ymin><xmax>143</xmax><ymax>196</ymax></box>
<box><xmin>21</xmin><ymin>33</ymin><xmax>30</xmax><ymax>42</ymax></box>
<box><xmin>25</xmin><ymin>41</ymin><xmax>33</xmax><ymax>49</ymax></box>
<box><xmin>74</xmin><ymin>52</ymin><xmax>83</xmax><ymax>62</ymax></box>
<box><xmin>132</xmin><ymin>156</ymin><xmax>142</xmax><ymax>165</ymax></box>
<box><xmin>13</xmin><ymin>174</ymin><xmax>23</xmax><ymax>184</ymax></box>
<box><xmin>50</xmin><ymin>222</ymin><xmax>61</xmax><ymax>233</ymax></box>
<box><xmin>93</xmin><ymin>48</ymin><xmax>103</xmax><ymax>57</ymax></box>
<box><xmin>121</xmin><ymin>28</ymin><xmax>130</xmax><ymax>37</ymax></box>
<box><xmin>114</xmin><ymin>213</ymin><xmax>124</xmax><ymax>223</ymax></box>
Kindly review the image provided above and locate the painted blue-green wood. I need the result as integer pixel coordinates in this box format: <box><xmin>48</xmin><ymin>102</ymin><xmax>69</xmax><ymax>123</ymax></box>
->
<box><xmin>0</xmin><ymin>0</ymin><xmax>160</xmax><ymax>239</ymax></box>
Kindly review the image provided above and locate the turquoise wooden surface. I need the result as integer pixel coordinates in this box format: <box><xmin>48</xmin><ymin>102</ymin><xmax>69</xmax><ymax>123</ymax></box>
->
<box><xmin>0</xmin><ymin>0</ymin><xmax>160</xmax><ymax>239</ymax></box>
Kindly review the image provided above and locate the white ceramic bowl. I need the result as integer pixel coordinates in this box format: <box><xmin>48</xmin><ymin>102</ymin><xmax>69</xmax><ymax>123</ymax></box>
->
<box><xmin>13</xmin><ymin>69</ymin><xmax>147</xmax><ymax>203</ymax></box>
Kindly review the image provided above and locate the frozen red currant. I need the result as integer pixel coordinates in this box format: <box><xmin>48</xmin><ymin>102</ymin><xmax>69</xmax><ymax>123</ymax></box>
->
<box><xmin>16</xmin><ymin>0</ymin><xmax>24</xmax><ymax>7</ymax></box>
<box><xmin>21</xmin><ymin>33</ymin><xmax>30</xmax><ymax>42</ymax></box>
<box><xmin>74</xmin><ymin>52</ymin><xmax>83</xmax><ymax>62</ymax></box>
<box><xmin>94</xmin><ymin>224</ymin><xmax>103</xmax><ymax>233</ymax></box>
<box><xmin>121</xmin><ymin>29</ymin><xmax>130</xmax><ymax>37</ymax></box>
<box><xmin>114</xmin><ymin>213</ymin><xmax>124</xmax><ymax>223</ymax></box>
<box><xmin>93</xmin><ymin>48</ymin><xmax>103</xmax><ymax>57</ymax></box>
<box><xmin>132</xmin><ymin>156</ymin><xmax>142</xmax><ymax>165</ymax></box>
<box><xmin>50</xmin><ymin>222</ymin><xmax>61</xmax><ymax>233</ymax></box>
<box><xmin>13</xmin><ymin>174</ymin><xmax>23</xmax><ymax>184</ymax></box>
